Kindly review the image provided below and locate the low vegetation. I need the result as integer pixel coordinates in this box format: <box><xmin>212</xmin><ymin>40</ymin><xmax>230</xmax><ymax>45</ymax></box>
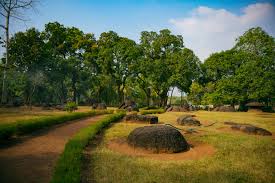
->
<box><xmin>64</xmin><ymin>102</ymin><xmax>78</xmax><ymax>112</ymax></box>
<box><xmin>51</xmin><ymin>112</ymin><xmax>125</xmax><ymax>183</ymax></box>
<box><xmin>139</xmin><ymin>108</ymin><xmax>165</xmax><ymax>115</ymax></box>
<box><xmin>0</xmin><ymin>106</ymin><xmax>94</xmax><ymax>124</ymax></box>
<box><xmin>0</xmin><ymin>110</ymin><xmax>113</xmax><ymax>140</ymax></box>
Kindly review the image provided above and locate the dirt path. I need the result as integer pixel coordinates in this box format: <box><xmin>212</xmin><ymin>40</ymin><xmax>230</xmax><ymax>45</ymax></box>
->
<box><xmin>0</xmin><ymin>115</ymin><xmax>106</xmax><ymax>183</ymax></box>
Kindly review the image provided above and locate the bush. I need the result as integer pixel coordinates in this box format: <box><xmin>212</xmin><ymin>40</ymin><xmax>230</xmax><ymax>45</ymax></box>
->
<box><xmin>0</xmin><ymin>123</ymin><xmax>16</xmax><ymax>140</ymax></box>
<box><xmin>262</xmin><ymin>106</ymin><xmax>274</xmax><ymax>113</ymax></box>
<box><xmin>65</xmin><ymin>102</ymin><xmax>78</xmax><ymax>112</ymax></box>
<box><xmin>141</xmin><ymin>106</ymin><xmax>159</xmax><ymax>110</ymax></box>
<box><xmin>51</xmin><ymin>112</ymin><xmax>125</xmax><ymax>183</ymax></box>
<box><xmin>139</xmin><ymin>109</ymin><xmax>165</xmax><ymax>115</ymax></box>
<box><xmin>0</xmin><ymin>110</ymin><xmax>113</xmax><ymax>141</ymax></box>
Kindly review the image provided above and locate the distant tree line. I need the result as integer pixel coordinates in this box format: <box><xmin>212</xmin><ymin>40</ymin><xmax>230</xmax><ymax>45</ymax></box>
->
<box><xmin>188</xmin><ymin>27</ymin><xmax>275</xmax><ymax>109</ymax></box>
<box><xmin>0</xmin><ymin>22</ymin><xmax>274</xmax><ymax>108</ymax></box>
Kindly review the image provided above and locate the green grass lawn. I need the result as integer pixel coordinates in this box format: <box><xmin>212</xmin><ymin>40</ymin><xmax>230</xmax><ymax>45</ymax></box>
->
<box><xmin>89</xmin><ymin>111</ymin><xmax>275</xmax><ymax>183</ymax></box>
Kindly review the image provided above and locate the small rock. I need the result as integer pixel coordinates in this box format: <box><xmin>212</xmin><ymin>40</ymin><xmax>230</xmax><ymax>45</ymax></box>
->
<box><xmin>119</xmin><ymin>100</ymin><xmax>139</xmax><ymax>112</ymax></box>
<box><xmin>92</xmin><ymin>103</ymin><xmax>107</xmax><ymax>110</ymax></box>
<box><xmin>177</xmin><ymin>115</ymin><xmax>201</xmax><ymax>126</ymax></box>
<box><xmin>55</xmin><ymin>105</ymin><xmax>65</xmax><ymax>111</ymax></box>
<box><xmin>166</xmin><ymin>106</ymin><xmax>189</xmax><ymax>112</ymax></box>
<box><xmin>231</xmin><ymin>124</ymin><xmax>272</xmax><ymax>136</ymax></box>
<box><xmin>224</xmin><ymin>121</ymin><xmax>238</xmax><ymax>125</ymax></box>
<box><xmin>213</xmin><ymin>106</ymin><xmax>235</xmax><ymax>112</ymax></box>
<box><xmin>125</xmin><ymin>114</ymin><xmax>158</xmax><ymax>124</ymax></box>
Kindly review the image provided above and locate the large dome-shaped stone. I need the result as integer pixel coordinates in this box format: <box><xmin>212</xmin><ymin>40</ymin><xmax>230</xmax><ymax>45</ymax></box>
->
<box><xmin>127</xmin><ymin>125</ymin><xmax>189</xmax><ymax>153</ymax></box>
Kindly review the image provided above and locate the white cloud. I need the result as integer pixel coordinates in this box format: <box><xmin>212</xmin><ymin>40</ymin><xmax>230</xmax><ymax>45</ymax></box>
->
<box><xmin>169</xmin><ymin>3</ymin><xmax>275</xmax><ymax>61</ymax></box>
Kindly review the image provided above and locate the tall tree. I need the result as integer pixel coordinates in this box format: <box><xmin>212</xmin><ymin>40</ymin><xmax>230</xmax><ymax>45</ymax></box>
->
<box><xmin>9</xmin><ymin>28</ymin><xmax>48</xmax><ymax>106</ymax></box>
<box><xmin>0</xmin><ymin>0</ymin><xmax>36</xmax><ymax>104</ymax></box>
<box><xmin>97</xmin><ymin>31</ymin><xmax>140</xmax><ymax>104</ymax></box>
<box><xmin>200</xmin><ymin>27</ymin><xmax>275</xmax><ymax>107</ymax></box>
<box><xmin>170</xmin><ymin>48</ymin><xmax>201</xmax><ymax>93</ymax></box>
<box><xmin>140</xmin><ymin>29</ymin><xmax>185</xmax><ymax>106</ymax></box>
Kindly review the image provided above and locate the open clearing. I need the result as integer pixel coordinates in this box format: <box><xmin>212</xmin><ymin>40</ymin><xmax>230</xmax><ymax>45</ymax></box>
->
<box><xmin>0</xmin><ymin>115</ymin><xmax>105</xmax><ymax>183</ymax></box>
<box><xmin>86</xmin><ymin>111</ymin><xmax>275</xmax><ymax>183</ymax></box>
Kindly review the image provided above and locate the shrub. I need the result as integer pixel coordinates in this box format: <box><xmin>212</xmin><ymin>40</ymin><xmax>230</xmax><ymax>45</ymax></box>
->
<box><xmin>0</xmin><ymin>123</ymin><xmax>16</xmax><ymax>140</ymax></box>
<box><xmin>51</xmin><ymin>112</ymin><xmax>125</xmax><ymax>183</ymax></box>
<box><xmin>262</xmin><ymin>106</ymin><xmax>274</xmax><ymax>113</ymax></box>
<box><xmin>65</xmin><ymin>102</ymin><xmax>78</xmax><ymax>112</ymax></box>
<box><xmin>141</xmin><ymin>106</ymin><xmax>160</xmax><ymax>110</ymax></box>
<box><xmin>139</xmin><ymin>109</ymin><xmax>165</xmax><ymax>115</ymax></box>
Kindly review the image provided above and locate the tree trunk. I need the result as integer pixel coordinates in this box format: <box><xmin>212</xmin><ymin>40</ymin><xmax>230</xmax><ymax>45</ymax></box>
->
<box><xmin>72</xmin><ymin>75</ymin><xmax>77</xmax><ymax>103</ymax></box>
<box><xmin>117</xmin><ymin>86</ymin><xmax>123</xmax><ymax>104</ymax></box>
<box><xmin>146</xmin><ymin>87</ymin><xmax>151</xmax><ymax>107</ymax></box>
<box><xmin>169</xmin><ymin>87</ymin><xmax>174</xmax><ymax>105</ymax></box>
<box><xmin>180</xmin><ymin>92</ymin><xmax>183</xmax><ymax>106</ymax></box>
<box><xmin>1</xmin><ymin>12</ymin><xmax>10</xmax><ymax>105</ymax></box>
<box><xmin>29</xmin><ymin>85</ymin><xmax>36</xmax><ymax>110</ymax></box>
<box><xmin>159</xmin><ymin>90</ymin><xmax>168</xmax><ymax>107</ymax></box>
<box><xmin>60</xmin><ymin>81</ymin><xmax>66</xmax><ymax>104</ymax></box>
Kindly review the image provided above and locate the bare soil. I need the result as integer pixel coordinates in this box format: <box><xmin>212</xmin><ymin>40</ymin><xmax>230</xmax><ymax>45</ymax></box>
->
<box><xmin>107</xmin><ymin>138</ymin><xmax>215</xmax><ymax>161</ymax></box>
<box><xmin>0</xmin><ymin>115</ymin><xmax>105</xmax><ymax>183</ymax></box>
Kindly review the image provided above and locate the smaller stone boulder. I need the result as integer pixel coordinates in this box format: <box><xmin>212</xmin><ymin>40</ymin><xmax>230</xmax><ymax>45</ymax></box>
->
<box><xmin>213</xmin><ymin>106</ymin><xmax>235</xmax><ymax>112</ymax></box>
<box><xmin>119</xmin><ymin>100</ymin><xmax>139</xmax><ymax>112</ymax></box>
<box><xmin>231</xmin><ymin>124</ymin><xmax>272</xmax><ymax>136</ymax></box>
<box><xmin>177</xmin><ymin>115</ymin><xmax>201</xmax><ymax>126</ymax></box>
<box><xmin>92</xmin><ymin>103</ymin><xmax>107</xmax><ymax>110</ymax></box>
<box><xmin>125</xmin><ymin>114</ymin><xmax>158</xmax><ymax>124</ymax></box>
<box><xmin>166</xmin><ymin>106</ymin><xmax>189</xmax><ymax>112</ymax></box>
<box><xmin>224</xmin><ymin>121</ymin><xmax>238</xmax><ymax>125</ymax></box>
<box><xmin>55</xmin><ymin>105</ymin><xmax>65</xmax><ymax>111</ymax></box>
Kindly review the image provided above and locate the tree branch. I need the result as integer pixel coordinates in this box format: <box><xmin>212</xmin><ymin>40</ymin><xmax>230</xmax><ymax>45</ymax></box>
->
<box><xmin>0</xmin><ymin>0</ymin><xmax>8</xmax><ymax>12</ymax></box>
<box><xmin>0</xmin><ymin>24</ymin><xmax>6</xmax><ymax>30</ymax></box>
<box><xmin>10</xmin><ymin>14</ymin><xmax>28</xmax><ymax>21</ymax></box>
<box><xmin>0</xmin><ymin>11</ymin><xmax>6</xmax><ymax>17</ymax></box>
<box><xmin>13</xmin><ymin>0</ymin><xmax>33</xmax><ymax>10</ymax></box>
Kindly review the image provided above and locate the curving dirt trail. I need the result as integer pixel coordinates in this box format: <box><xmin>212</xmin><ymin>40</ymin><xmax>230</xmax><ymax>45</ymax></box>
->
<box><xmin>0</xmin><ymin>115</ymin><xmax>105</xmax><ymax>183</ymax></box>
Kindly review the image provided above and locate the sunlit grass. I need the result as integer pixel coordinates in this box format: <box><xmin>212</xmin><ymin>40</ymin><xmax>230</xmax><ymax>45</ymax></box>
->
<box><xmin>90</xmin><ymin>111</ymin><xmax>275</xmax><ymax>183</ymax></box>
<box><xmin>0</xmin><ymin>106</ymin><xmax>92</xmax><ymax>124</ymax></box>
<box><xmin>0</xmin><ymin>109</ymin><xmax>113</xmax><ymax>140</ymax></box>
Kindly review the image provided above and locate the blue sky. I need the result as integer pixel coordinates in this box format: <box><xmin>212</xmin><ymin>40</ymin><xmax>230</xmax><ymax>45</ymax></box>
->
<box><xmin>1</xmin><ymin>0</ymin><xmax>275</xmax><ymax>61</ymax></box>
